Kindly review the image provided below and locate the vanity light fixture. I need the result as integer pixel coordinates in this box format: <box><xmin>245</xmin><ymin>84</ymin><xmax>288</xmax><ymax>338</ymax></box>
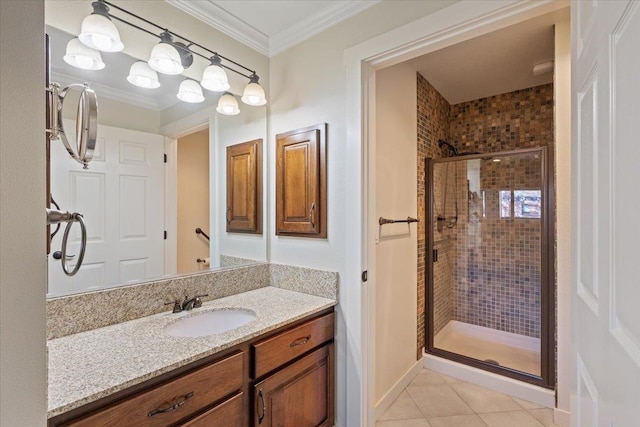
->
<box><xmin>241</xmin><ymin>73</ymin><xmax>267</xmax><ymax>106</ymax></box>
<box><xmin>69</xmin><ymin>0</ymin><xmax>267</xmax><ymax>110</ymax></box>
<box><xmin>63</xmin><ymin>38</ymin><xmax>105</xmax><ymax>70</ymax></box>
<box><xmin>126</xmin><ymin>61</ymin><xmax>160</xmax><ymax>89</ymax></box>
<box><xmin>201</xmin><ymin>55</ymin><xmax>230</xmax><ymax>92</ymax></box>
<box><xmin>148</xmin><ymin>32</ymin><xmax>185</xmax><ymax>75</ymax></box>
<box><xmin>78</xmin><ymin>1</ymin><xmax>123</xmax><ymax>52</ymax></box>
<box><xmin>177</xmin><ymin>79</ymin><xmax>205</xmax><ymax>103</ymax></box>
<box><xmin>216</xmin><ymin>92</ymin><xmax>240</xmax><ymax>115</ymax></box>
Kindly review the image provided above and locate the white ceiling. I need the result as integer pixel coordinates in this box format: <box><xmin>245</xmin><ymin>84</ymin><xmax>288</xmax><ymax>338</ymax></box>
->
<box><xmin>408</xmin><ymin>8</ymin><xmax>569</xmax><ymax>105</ymax></box>
<box><xmin>167</xmin><ymin>0</ymin><xmax>381</xmax><ymax>56</ymax></box>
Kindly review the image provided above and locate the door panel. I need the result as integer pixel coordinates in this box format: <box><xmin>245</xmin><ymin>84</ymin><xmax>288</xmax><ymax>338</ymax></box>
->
<box><xmin>572</xmin><ymin>1</ymin><xmax>640</xmax><ymax>425</ymax></box>
<box><xmin>48</xmin><ymin>123</ymin><xmax>164</xmax><ymax>295</ymax></box>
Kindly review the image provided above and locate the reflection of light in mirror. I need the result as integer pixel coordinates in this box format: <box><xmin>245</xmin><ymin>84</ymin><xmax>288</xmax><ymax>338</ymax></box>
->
<box><xmin>241</xmin><ymin>74</ymin><xmax>267</xmax><ymax>106</ymax></box>
<box><xmin>177</xmin><ymin>79</ymin><xmax>204</xmax><ymax>103</ymax></box>
<box><xmin>127</xmin><ymin>62</ymin><xmax>160</xmax><ymax>89</ymax></box>
<box><xmin>217</xmin><ymin>93</ymin><xmax>240</xmax><ymax>115</ymax></box>
<box><xmin>63</xmin><ymin>38</ymin><xmax>104</xmax><ymax>70</ymax></box>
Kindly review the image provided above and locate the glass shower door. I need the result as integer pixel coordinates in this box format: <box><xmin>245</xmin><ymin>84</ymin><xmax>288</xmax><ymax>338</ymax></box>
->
<box><xmin>427</xmin><ymin>148</ymin><xmax>553</xmax><ymax>387</ymax></box>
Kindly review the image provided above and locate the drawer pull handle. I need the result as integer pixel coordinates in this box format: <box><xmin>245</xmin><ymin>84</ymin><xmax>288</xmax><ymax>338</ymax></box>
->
<box><xmin>257</xmin><ymin>388</ymin><xmax>266</xmax><ymax>424</ymax></box>
<box><xmin>148</xmin><ymin>391</ymin><xmax>194</xmax><ymax>417</ymax></box>
<box><xmin>290</xmin><ymin>335</ymin><xmax>311</xmax><ymax>348</ymax></box>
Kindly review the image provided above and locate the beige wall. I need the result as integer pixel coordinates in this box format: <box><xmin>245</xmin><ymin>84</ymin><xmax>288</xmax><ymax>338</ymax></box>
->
<box><xmin>177</xmin><ymin>129</ymin><xmax>210</xmax><ymax>273</ymax></box>
<box><xmin>62</xmin><ymin>96</ymin><xmax>161</xmax><ymax>134</ymax></box>
<box><xmin>269</xmin><ymin>3</ymin><xmax>458</xmax><ymax>425</ymax></box>
<box><xmin>554</xmin><ymin>17</ymin><xmax>571</xmax><ymax>422</ymax></box>
<box><xmin>374</xmin><ymin>62</ymin><xmax>418</xmax><ymax>403</ymax></box>
<box><xmin>0</xmin><ymin>0</ymin><xmax>47</xmax><ymax>424</ymax></box>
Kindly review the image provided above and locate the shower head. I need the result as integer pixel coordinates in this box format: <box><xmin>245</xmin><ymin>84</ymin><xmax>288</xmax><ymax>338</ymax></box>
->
<box><xmin>438</xmin><ymin>139</ymin><xmax>458</xmax><ymax>156</ymax></box>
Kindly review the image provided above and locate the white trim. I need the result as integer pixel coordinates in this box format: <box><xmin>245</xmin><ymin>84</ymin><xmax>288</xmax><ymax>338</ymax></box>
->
<box><xmin>52</xmin><ymin>71</ymin><xmax>163</xmax><ymax>111</ymax></box>
<box><xmin>374</xmin><ymin>360</ymin><xmax>422</xmax><ymax>420</ymax></box>
<box><xmin>424</xmin><ymin>353</ymin><xmax>555</xmax><ymax>408</ymax></box>
<box><xmin>159</xmin><ymin>108</ymin><xmax>214</xmax><ymax>139</ymax></box>
<box><xmin>164</xmin><ymin>137</ymin><xmax>178</xmax><ymax>277</ymax></box>
<box><xmin>166</xmin><ymin>0</ymin><xmax>380</xmax><ymax>57</ymax></box>
<box><xmin>269</xmin><ymin>1</ymin><xmax>381</xmax><ymax>57</ymax></box>
<box><xmin>436</xmin><ymin>320</ymin><xmax>541</xmax><ymax>352</ymax></box>
<box><xmin>554</xmin><ymin>407</ymin><xmax>571</xmax><ymax>427</ymax></box>
<box><xmin>166</xmin><ymin>0</ymin><xmax>270</xmax><ymax>56</ymax></box>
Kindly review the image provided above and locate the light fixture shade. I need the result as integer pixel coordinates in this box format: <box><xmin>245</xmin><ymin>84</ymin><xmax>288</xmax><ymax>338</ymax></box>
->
<box><xmin>148</xmin><ymin>42</ymin><xmax>184</xmax><ymax>75</ymax></box>
<box><xmin>241</xmin><ymin>82</ymin><xmax>267</xmax><ymax>106</ymax></box>
<box><xmin>201</xmin><ymin>55</ymin><xmax>229</xmax><ymax>92</ymax></box>
<box><xmin>78</xmin><ymin>13</ymin><xmax>123</xmax><ymax>52</ymax></box>
<box><xmin>63</xmin><ymin>38</ymin><xmax>105</xmax><ymax>71</ymax></box>
<box><xmin>127</xmin><ymin>61</ymin><xmax>160</xmax><ymax>89</ymax></box>
<box><xmin>216</xmin><ymin>93</ymin><xmax>240</xmax><ymax>115</ymax></box>
<box><xmin>241</xmin><ymin>73</ymin><xmax>267</xmax><ymax>106</ymax></box>
<box><xmin>177</xmin><ymin>79</ymin><xmax>204</xmax><ymax>103</ymax></box>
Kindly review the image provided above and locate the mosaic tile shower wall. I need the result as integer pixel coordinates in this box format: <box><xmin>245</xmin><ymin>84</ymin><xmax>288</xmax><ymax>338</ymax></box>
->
<box><xmin>417</xmin><ymin>73</ymin><xmax>452</xmax><ymax>358</ymax></box>
<box><xmin>452</xmin><ymin>154</ymin><xmax>543</xmax><ymax>338</ymax></box>
<box><xmin>418</xmin><ymin>80</ymin><xmax>553</xmax><ymax>351</ymax></box>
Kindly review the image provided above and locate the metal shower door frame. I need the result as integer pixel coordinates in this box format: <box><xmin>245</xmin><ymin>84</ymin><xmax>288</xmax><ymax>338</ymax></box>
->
<box><xmin>425</xmin><ymin>146</ymin><xmax>556</xmax><ymax>389</ymax></box>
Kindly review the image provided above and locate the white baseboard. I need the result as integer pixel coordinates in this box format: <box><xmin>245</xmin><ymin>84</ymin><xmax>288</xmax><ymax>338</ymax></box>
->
<box><xmin>554</xmin><ymin>408</ymin><xmax>570</xmax><ymax>427</ymax></box>
<box><xmin>437</xmin><ymin>320</ymin><xmax>540</xmax><ymax>352</ymax></box>
<box><xmin>423</xmin><ymin>353</ymin><xmax>555</xmax><ymax>408</ymax></box>
<box><xmin>374</xmin><ymin>360</ymin><xmax>423</xmax><ymax>420</ymax></box>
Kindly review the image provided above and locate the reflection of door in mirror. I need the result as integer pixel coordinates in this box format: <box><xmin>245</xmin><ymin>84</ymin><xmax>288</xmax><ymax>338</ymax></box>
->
<box><xmin>48</xmin><ymin>123</ymin><xmax>165</xmax><ymax>296</ymax></box>
<box><xmin>177</xmin><ymin>129</ymin><xmax>210</xmax><ymax>274</ymax></box>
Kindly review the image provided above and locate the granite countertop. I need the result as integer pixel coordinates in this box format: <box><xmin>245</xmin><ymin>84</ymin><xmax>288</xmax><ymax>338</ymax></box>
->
<box><xmin>47</xmin><ymin>287</ymin><xmax>337</xmax><ymax>418</ymax></box>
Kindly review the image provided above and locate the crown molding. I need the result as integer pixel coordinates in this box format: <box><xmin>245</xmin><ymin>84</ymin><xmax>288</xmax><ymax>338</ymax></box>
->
<box><xmin>269</xmin><ymin>1</ymin><xmax>381</xmax><ymax>56</ymax></box>
<box><xmin>51</xmin><ymin>71</ymin><xmax>171</xmax><ymax>111</ymax></box>
<box><xmin>166</xmin><ymin>0</ymin><xmax>380</xmax><ymax>57</ymax></box>
<box><xmin>166</xmin><ymin>0</ymin><xmax>270</xmax><ymax>56</ymax></box>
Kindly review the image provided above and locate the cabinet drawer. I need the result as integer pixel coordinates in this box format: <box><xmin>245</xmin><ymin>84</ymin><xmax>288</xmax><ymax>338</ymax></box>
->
<box><xmin>253</xmin><ymin>313</ymin><xmax>334</xmax><ymax>378</ymax></box>
<box><xmin>180</xmin><ymin>392</ymin><xmax>244</xmax><ymax>427</ymax></box>
<box><xmin>64</xmin><ymin>351</ymin><xmax>244</xmax><ymax>427</ymax></box>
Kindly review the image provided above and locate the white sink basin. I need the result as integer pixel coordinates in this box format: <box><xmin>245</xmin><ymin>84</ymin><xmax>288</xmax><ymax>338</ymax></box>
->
<box><xmin>164</xmin><ymin>309</ymin><xmax>256</xmax><ymax>338</ymax></box>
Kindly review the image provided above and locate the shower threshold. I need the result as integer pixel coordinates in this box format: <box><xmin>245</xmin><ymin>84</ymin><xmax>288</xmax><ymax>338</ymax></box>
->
<box><xmin>434</xmin><ymin>320</ymin><xmax>541</xmax><ymax>376</ymax></box>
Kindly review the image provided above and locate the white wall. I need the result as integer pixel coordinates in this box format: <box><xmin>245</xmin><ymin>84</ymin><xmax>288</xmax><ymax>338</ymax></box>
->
<box><xmin>374</xmin><ymin>62</ymin><xmax>418</xmax><ymax>403</ymax></box>
<box><xmin>0</xmin><ymin>1</ymin><xmax>47</xmax><ymax>425</ymax></box>
<box><xmin>269</xmin><ymin>2</ymin><xmax>457</xmax><ymax>425</ymax></box>
<box><xmin>554</xmin><ymin>17</ymin><xmax>572</xmax><ymax>426</ymax></box>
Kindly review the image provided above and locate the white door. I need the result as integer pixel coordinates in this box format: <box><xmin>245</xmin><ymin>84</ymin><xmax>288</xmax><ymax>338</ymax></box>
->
<box><xmin>572</xmin><ymin>1</ymin><xmax>640</xmax><ymax>425</ymax></box>
<box><xmin>48</xmin><ymin>123</ymin><xmax>165</xmax><ymax>296</ymax></box>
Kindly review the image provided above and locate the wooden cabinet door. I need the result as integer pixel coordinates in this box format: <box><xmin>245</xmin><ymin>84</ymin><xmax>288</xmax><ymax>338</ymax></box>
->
<box><xmin>275</xmin><ymin>124</ymin><xmax>326</xmax><ymax>237</ymax></box>
<box><xmin>253</xmin><ymin>343</ymin><xmax>334</xmax><ymax>427</ymax></box>
<box><xmin>179</xmin><ymin>393</ymin><xmax>244</xmax><ymax>427</ymax></box>
<box><xmin>226</xmin><ymin>139</ymin><xmax>262</xmax><ymax>234</ymax></box>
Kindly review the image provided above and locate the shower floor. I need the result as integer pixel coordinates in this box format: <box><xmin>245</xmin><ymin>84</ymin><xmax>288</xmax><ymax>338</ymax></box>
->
<box><xmin>434</xmin><ymin>321</ymin><xmax>540</xmax><ymax>376</ymax></box>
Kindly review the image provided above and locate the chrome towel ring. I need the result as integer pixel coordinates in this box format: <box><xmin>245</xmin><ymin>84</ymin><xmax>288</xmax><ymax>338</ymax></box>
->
<box><xmin>47</xmin><ymin>82</ymin><xmax>97</xmax><ymax>169</ymax></box>
<box><xmin>46</xmin><ymin>209</ymin><xmax>87</xmax><ymax>277</ymax></box>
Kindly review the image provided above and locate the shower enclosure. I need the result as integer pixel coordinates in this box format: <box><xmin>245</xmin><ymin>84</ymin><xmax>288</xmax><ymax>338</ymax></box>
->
<box><xmin>425</xmin><ymin>147</ymin><xmax>555</xmax><ymax>388</ymax></box>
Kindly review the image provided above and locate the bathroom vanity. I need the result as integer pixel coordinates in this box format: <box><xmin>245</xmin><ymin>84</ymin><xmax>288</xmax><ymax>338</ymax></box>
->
<box><xmin>47</xmin><ymin>287</ymin><xmax>336</xmax><ymax>427</ymax></box>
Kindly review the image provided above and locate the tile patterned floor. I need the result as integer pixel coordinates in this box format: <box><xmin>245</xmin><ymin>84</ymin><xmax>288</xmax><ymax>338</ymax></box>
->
<box><xmin>377</xmin><ymin>369</ymin><xmax>561</xmax><ymax>427</ymax></box>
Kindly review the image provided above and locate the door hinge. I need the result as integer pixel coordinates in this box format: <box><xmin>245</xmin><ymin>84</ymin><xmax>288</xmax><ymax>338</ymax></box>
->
<box><xmin>164</xmin><ymin>230</ymin><xmax>167</xmax><ymax>240</ymax></box>
<box><xmin>361</xmin><ymin>270</ymin><xmax>368</xmax><ymax>282</ymax></box>
<box><xmin>433</xmin><ymin>249</ymin><xmax>438</xmax><ymax>262</ymax></box>
<box><xmin>164</xmin><ymin>153</ymin><xmax>167</xmax><ymax>163</ymax></box>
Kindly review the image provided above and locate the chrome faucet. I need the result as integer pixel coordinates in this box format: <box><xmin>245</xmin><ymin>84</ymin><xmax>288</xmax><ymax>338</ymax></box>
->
<box><xmin>164</xmin><ymin>294</ymin><xmax>209</xmax><ymax>313</ymax></box>
<box><xmin>181</xmin><ymin>294</ymin><xmax>208</xmax><ymax>311</ymax></box>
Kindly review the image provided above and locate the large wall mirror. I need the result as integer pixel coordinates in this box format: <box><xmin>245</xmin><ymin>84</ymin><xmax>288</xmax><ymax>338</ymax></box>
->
<box><xmin>45</xmin><ymin>1</ymin><xmax>268</xmax><ymax>297</ymax></box>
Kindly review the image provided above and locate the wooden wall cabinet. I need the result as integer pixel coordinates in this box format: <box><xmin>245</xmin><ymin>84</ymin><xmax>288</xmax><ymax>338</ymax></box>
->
<box><xmin>227</xmin><ymin>139</ymin><xmax>262</xmax><ymax>234</ymax></box>
<box><xmin>276</xmin><ymin>124</ymin><xmax>327</xmax><ymax>238</ymax></box>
